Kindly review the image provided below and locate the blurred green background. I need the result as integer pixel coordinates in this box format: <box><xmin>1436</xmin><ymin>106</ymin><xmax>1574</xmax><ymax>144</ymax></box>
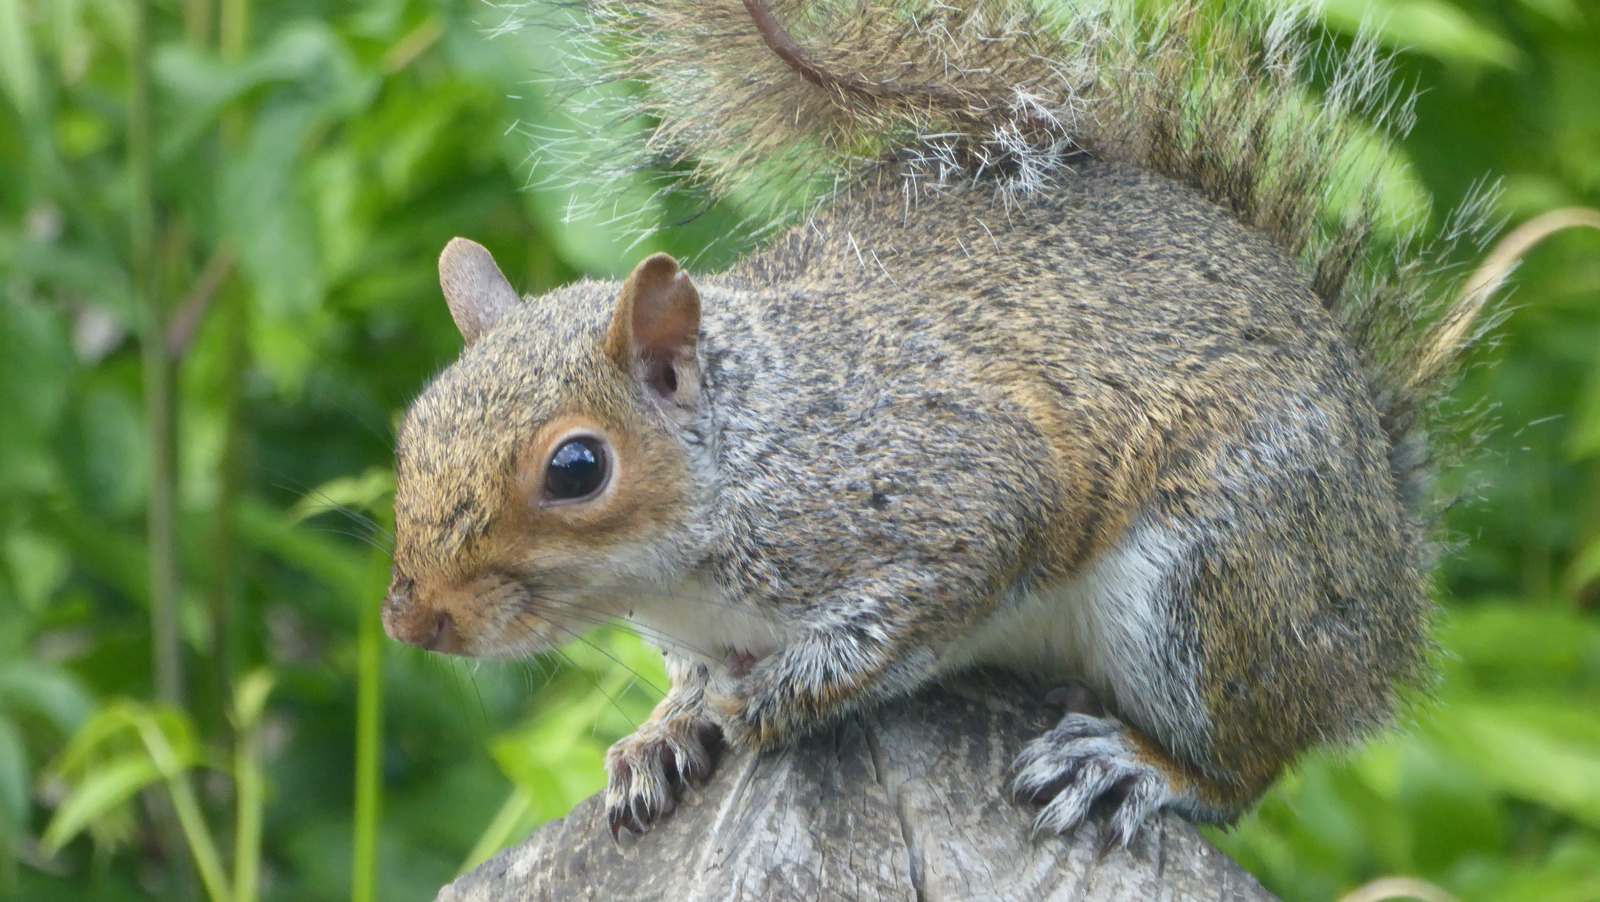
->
<box><xmin>0</xmin><ymin>0</ymin><xmax>1596</xmax><ymax>900</ymax></box>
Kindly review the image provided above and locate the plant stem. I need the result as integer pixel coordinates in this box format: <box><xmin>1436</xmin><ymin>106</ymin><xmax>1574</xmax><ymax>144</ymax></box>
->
<box><xmin>167</xmin><ymin>774</ymin><xmax>231</xmax><ymax>902</ymax></box>
<box><xmin>210</xmin><ymin>1</ymin><xmax>261</xmax><ymax>897</ymax></box>
<box><xmin>220</xmin><ymin>0</ymin><xmax>249</xmax><ymax>62</ymax></box>
<box><xmin>183</xmin><ymin>0</ymin><xmax>213</xmax><ymax>45</ymax></box>
<box><xmin>137</xmin><ymin>720</ymin><xmax>232</xmax><ymax>902</ymax></box>
<box><xmin>232</xmin><ymin>724</ymin><xmax>262</xmax><ymax>902</ymax></box>
<box><xmin>351</xmin><ymin>551</ymin><xmax>389</xmax><ymax>902</ymax></box>
<box><xmin>206</xmin><ymin>0</ymin><xmax>252</xmax><ymax>780</ymax></box>
<box><xmin>134</xmin><ymin>3</ymin><xmax>193</xmax><ymax>895</ymax></box>
<box><xmin>133</xmin><ymin>0</ymin><xmax>183</xmax><ymax>714</ymax></box>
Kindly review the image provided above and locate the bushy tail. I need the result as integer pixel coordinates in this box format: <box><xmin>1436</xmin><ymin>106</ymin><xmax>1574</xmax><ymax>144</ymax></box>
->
<box><xmin>508</xmin><ymin>0</ymin><xmax>1512</xmax><ymax>516</ymax></box>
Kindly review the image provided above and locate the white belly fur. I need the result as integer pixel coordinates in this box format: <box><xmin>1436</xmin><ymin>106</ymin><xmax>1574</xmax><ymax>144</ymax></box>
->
<box><xmin>621</xmin><ymin>519</ymin><xmax>1210</xmax><ymax>761</ymax></box>
<box><xmin>623</xmin><ymin>575</ymin><xmax>787</xmax><ymax>667</ymax></box>
<box><xmin>947</xmin><ymin>518</ymin><xmax>1209</xmax><ymax>760</ymax></box>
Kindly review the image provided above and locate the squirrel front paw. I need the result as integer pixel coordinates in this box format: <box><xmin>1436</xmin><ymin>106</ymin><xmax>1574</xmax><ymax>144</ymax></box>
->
<box><xmin>1010</xmin><ymin>687</ymin><xmax>1183</xmax><ymax>848</ymax></box>
<box><xmin>604</xmin><ymin>714</ymin><xmax>722</xmax><ymax>838</ymax></box>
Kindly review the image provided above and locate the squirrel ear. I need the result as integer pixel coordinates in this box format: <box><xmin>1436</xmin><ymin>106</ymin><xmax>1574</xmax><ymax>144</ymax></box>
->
<box><xmin>606</xmin><ymin>253</ymin><xmax>701</xmax><ymax>401</ymax></box>
<box><xmin>439</xmin><ymin>238</ymin><xmax>521</xmax><ymax>346</ymax></box>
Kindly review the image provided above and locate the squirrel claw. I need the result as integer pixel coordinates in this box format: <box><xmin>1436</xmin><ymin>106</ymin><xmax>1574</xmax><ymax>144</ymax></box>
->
<box><xmin>607</xmin><ymin>800</ymin><xmax>647</xmax><ymax>842</ymax></box>
<box><xmin>1010</xmin><ymin>712</ymin><xmax>1175</xmax><ymax>848</ymax></box>
<box><xmin>603</xmin><ymin>717</ymin><xmax>722</xmax><ymax>840</ymax></box>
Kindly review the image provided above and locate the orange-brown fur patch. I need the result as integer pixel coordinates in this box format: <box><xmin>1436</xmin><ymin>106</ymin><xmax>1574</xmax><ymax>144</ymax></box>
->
<box><xmin>489</xmin><ymin>411</ymin><xmax>691</xmax><ymax>569</ymax></box>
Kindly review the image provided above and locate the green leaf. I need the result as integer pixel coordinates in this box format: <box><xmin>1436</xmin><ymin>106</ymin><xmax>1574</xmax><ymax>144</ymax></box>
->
<box><xmin>1568</xmin><ymin>537</ymin><xmax>1600</xmax><ymax>599</ymax></box>
<box><xmin>458</xmin><ymin>789</ymin><xmax>534</xmax><ymax>874</ymax></box>
<box><xmin>155</xmin><ymin>22</ymin><xmax>371</xmax><ymax>161</ymax></box>
<box><xmin>235</xmin><ymin>497</ymin><xmax>368</xmax><ymax>600</ymax></box>
<box><xmin>49</xmin><ymin>705</ymin><xmax>144</xmax><ymax>776</ymax></box>
<box><xmin>0</xmin><ymin>719</ymin><xmax>29</xmax><ymax>838</ymax></box>
<box><xmin>1396</xmin><ymin>736</ymin><xmax>1507</xmax><ymax>870</ymax></box>
<box><xmin>1511</xmin><ymin>0</ymin><xmax>1581</xmax><ymax>24</ymax></box>
<box><xmin>1</xmin><ymin>530</ymin><xmax>68</xmax><ymax>613</ymax></box>
<box><xmin>0</xmin><ymin>0</ymin><xmax>42</xmax><ymax>120</ymax></box>
<box><xmin>0</xmin><ymin>294</ymin><xmax>73</xmax><ymax>495</ymax></box>
<box><xmin>223</xmin><ymin>102</ymin><xmax>324</xmax><ymax>317</ymax></box>
<box><xmin>3</xmin><ymin>240</ymin><xmax>135</xmax><ymax>323</ymax></box>
<box><xmin>55</xmin><ymin>383</ymin><xmax>147</xmax><ymax>520</ymax></box>
<box><xmin>1571</xmin><ymin>367</ymin><xmax>1600</xmax><ymax>460</ymax></box>
<box><xmin>51</xmin><ymin>702</ymin><xmax>200</xmax><ymax>780</ymax></box>
<box><xmin>31</xmin><ymin>505</ymin><xmax>148</xmax><ymax>607</ymax></box>
<box><xmin>1322</xmin><ymin>0</ymin><xmax>1522</xmax><ymax>69</ymax></box>
<box><xmin>1431</xmin><ymin>702</ymin><xmax>1600</xmax><ymax>830</ymax></box>
<box><xmin>44</xmin><ymin>0</ymin><xmax>91</xmax><ymax>84</ymax></box>
<box><xmin>289</xmin><ymin>468</ymin><xmax>395</xmax><ymax>524</ymax></box>
<box><xmin>81</xmin><ymin>0</ymin><xmax>131</xmax><ymax>51</ymax></box>
<box><xmin>0</xmin><ymin>664</ymin><xmax>94</xmax><ymax>735</ymax></box>
<box><xmin>1460</xmin><ymin>836</ymin><xmax>1600</xmax><ymax>902</ymax></box>
<box><xmin>1439</xmin><ymin>602</ymin><xmax>1600</xmax><ymax>679</ymax></box>
<box><xmin>231</xmin><ymin>669</ymin><xmax>276</xmax><ymax>733</ymax></box>
<box><xmin>39</xmin><ymin>754</ymin><xmax>163</xmax><ymax>855</ymax></box>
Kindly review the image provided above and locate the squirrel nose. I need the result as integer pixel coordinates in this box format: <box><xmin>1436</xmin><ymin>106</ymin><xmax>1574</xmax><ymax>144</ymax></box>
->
<box><xmin>381</xmin><ymin>581</ymin><xmax>461</xmax><ymax>653</ymax></box>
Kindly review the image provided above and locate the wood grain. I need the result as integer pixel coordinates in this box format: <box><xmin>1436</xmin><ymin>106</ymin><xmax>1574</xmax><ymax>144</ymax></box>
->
<box><xmin>438</xmin><ymin>673</ymin><xmax>1280</xmax><ymax>901</ymax></box>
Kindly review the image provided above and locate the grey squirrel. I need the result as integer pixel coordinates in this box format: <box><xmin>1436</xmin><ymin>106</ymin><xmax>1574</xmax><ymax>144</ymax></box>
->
<box><xmin>381</xmin><ymin>0</ymin><xmax>1507</xmax><ymax>846</ymax></box>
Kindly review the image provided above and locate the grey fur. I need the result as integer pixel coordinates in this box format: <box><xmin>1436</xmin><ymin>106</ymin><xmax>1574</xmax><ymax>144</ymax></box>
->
<box><xmin>388</xmin><ymin>0</ymin><xmax>1497</xmax><ymax>845</ymax></box>
<box><xmin>390</xmin><ymin>161</ymin><xmax>1434</xmax><ymax>841</ymax></box>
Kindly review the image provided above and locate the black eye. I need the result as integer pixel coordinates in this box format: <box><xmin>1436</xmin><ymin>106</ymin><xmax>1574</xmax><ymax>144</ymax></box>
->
<box><xmin>544</xmin><ymin>436</ymin><xmax>609</xmax><ymax>502</ymax></box>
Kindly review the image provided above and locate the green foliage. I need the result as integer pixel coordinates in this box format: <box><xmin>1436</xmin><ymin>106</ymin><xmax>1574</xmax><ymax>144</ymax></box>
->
<box><xmin>0</xmin><ymin>0</ymin><xmax>680</xmax><ymax>897</ymax></box>
<box><xmin>0</xmin><ymin>1</ymin><xmax>1596</xmax><ymax>901</ymax></box>
<box><xmin>39</xmin><ymin>670</ymin><xmax>277</xmax><ymax>902</ymax></box>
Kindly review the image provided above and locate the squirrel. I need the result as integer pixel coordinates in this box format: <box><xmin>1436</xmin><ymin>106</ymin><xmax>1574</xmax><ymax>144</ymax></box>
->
<box><xmin>380</xmin><ymin>0</ymin><xmax>1508</xmax><ymax>847</ymax></box>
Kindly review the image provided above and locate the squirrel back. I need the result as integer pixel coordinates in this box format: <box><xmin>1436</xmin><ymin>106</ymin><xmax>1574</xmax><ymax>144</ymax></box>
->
<box><xmin>533</xmin><ymin>0</ymin><xmax>1504</xmax><ymax>519</ymax></box>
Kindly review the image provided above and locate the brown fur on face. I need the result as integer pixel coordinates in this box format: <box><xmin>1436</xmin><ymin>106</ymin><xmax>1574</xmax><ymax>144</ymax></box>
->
<box><xmin>384</xmin><ymin>268</ymin><xmax>708</xmax><ymax>658</ymax></box>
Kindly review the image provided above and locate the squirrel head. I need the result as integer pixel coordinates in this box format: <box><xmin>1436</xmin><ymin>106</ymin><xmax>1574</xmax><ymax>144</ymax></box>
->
<box><xmin>383</xmin><ymin>238</ymin><xmax>707</xmax><ymax>657</ymax></box>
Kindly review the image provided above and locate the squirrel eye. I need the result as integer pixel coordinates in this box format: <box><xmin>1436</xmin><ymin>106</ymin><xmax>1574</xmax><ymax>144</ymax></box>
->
<box><xmin>544</xmin><ymin>436</ymin><xmax>609</xmax><ymax>502</ymax></box>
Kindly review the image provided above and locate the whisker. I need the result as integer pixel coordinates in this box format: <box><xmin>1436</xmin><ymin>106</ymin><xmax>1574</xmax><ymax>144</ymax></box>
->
<box><xmin>299</xmin><ymin>523</ymin><xmax>394</xmax><ymax>554</ymax></box>
<box><xmin>500</xmin><ymin>572</ymin><xmax>730</xmax><ymax>660</ymax></box>
<box><xmin>546</xmin><ymin>638</ymin><xmax>643</xmax><ymax>733</ymax></box>
<box><xmin>526</xmin><ymin>596</ymin><xmax>726</xmax><ymax>663</ymax></box>
<box><xmin>521</xmin><ymin>579</ymin><xmax>758</xmax><ymax>615</ymax></box>
<box><xmin>545</xmin><ymin>620</ymin><xmax>667</xmax><ymax>697</ymax></box>
<box><xmin>520</xmin><ymin>652</ymin><xmax>556</xmax><ymax>696</ymax></box>
<box><xmin>573</xmin><ymin>633</ymin><xmax>654</xmax><ymax>718</ymax></box>
<box><xmin>265</xmin><ymin>472</ymin><xmax>397</xmax><ymax>548</ymax></box>
<box><xmin>447</xmin><ymin>659</ymin><xmax>489</xmax><ymax>739</ymax></box>
<box><xmin>467</xmin><ymin>662</ymin><xmax>490</xmax><ymax>724</ymax></box>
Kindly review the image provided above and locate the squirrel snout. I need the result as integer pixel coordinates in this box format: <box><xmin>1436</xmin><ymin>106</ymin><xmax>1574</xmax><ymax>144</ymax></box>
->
<box><xmin>381</xmin><ymin>579</ymin><xmax>461</xmax><ymax>653</ymax></box>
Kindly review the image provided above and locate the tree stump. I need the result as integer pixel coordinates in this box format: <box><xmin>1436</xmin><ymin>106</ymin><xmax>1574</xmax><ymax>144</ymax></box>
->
<box><xmin>438</xmin><ymin>672</ymin><xmax>1279</xmax><ymax>901</ymax></box>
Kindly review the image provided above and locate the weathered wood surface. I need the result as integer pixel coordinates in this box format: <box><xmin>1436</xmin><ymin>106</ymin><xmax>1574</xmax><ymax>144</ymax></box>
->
<box><xmin>439</xmin><ymin>673</ymin><xmax>1279</xmax><ymax>901</ymax></box>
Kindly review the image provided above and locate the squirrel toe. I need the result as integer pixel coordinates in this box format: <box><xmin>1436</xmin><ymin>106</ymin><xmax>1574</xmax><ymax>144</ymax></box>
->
<box><xmin>604</xmin><ymin>717</ymin><xmax>722</xmax><ymax>839</ymax></box>
<box><xmin>1010</xmin><ymin>712</ymin><xmax>1177</xmax><ymax>848</ymax></box>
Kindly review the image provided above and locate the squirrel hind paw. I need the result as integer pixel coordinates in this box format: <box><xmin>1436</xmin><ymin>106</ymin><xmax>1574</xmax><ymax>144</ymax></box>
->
<box><xmin>603</xmin><ymin>717</ymin><xmax>723</xmax><ymax>839</ymax></box>
<box><xmin>1010</xmin><ymin>713</ymin><xmax>1177</xmax><ymax>849</ymax></box>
